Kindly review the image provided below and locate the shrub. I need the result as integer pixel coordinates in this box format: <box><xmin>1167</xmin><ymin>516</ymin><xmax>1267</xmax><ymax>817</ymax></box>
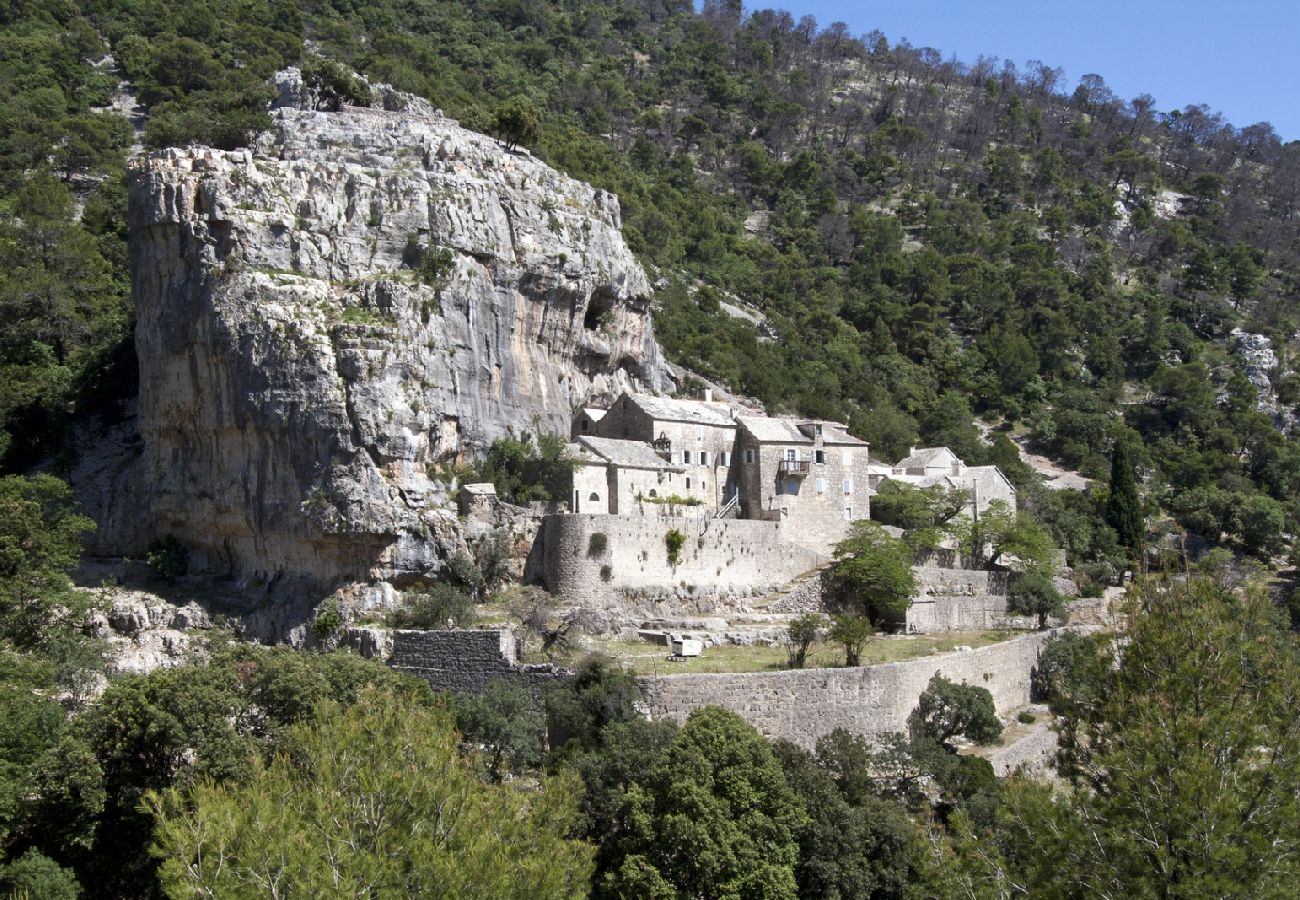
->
<box><xmin>446</xmin><ymin>551</ymin><xmax>484</xmax><ymax>596</ymax></box>
<box><xmin>311</xmin><ymin>602</ymin><xmax>343</xmax><ymax>642</ymax></box>
<box><xmin>665</xmin><ymin>528</ymin><xmax>686</xmax><ymax>566</ymax></box>
<box><xmin>587</xmin><ymin>532</ymin><xmax>608</xmax><ymax>558</ymax></box>
<box><xmin>390</xmin><ymin>584</ymin><xmax>476</xmax><ymax>629</ymax></box>
<box><xmin>145</xmin><ymin>535</ymin><xmax>189</xmax><ymax>584</ymax></box>
<box><xmin>828</xmin><ymin>614</ymin><xmax>875</xmax><ymax>667</ymax></box>
<box><xmin>1031</xmin><ymin>630</ymin><xmax>1103</xmax><ymax>706</ymax></box>
<box><xmin>599</xmin><ymin>564</ymin><xmax>612</xmax><ymax>582</ymax></box>
<box><xmin>1017</xmin><ymin>710</ymin><xmax>1037</xmax><ymax>724</ymax></box>
<box><xmin>785</xmin><ymin>613</ymin><xmax>824</xmax><ymax>669</ymax></box>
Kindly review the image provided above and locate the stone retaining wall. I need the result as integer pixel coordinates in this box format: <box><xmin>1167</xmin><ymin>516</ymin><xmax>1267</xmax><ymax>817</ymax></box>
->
<box><xmin>388</xmin><ymin>628</ymin><xmax>567</xmax><ymax>693</ymax></box>
<box><xmin>541</xmin><ymin>514</ymin><xmax>826</xmax><ymax>609</ymax></box>
<box><xmin>638</xmin><ymin>630</ymin><xmax>1053</xmax><ymax>748</ymax></box>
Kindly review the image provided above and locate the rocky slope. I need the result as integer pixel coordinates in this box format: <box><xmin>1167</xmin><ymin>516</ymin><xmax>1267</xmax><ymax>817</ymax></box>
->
<box><xmin>102</xmin><ymin>70</ymin><xmax>668</xmax><ymax>588</ymax></box>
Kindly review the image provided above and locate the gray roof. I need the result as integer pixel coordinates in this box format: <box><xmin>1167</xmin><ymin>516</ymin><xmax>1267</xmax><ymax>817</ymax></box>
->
<box><xmin>459</xmin><ymin>483</ymin><xmax>497</xmax><ymax>495</ymax></box>
<box><xmin>816</xmin><ymin>424</ymin><xmax>868</xmax><ymax>446</ymax></box>
<box><xmin>574</xmin><ymin>436</ymin><xmax>684</xmax><ymax>471</ymax></box>
<box><xmin>736</xmin><ymin>415</ymin><xmax>811</xmax><ymax>444</ymax></box>
<box><xmin>628</xmin><ymin>393</ymin><xmax>735</xmax><ymax>427</ymax></box>
<box><xmin>894</xmin><ymin>447</ymin><xmax>958</xmax><ymax>469</ymax></box>
<box><xmin>963</xmin><ymin>465</ymin><xmax>1014</xmax><ymax>490</ymax></box>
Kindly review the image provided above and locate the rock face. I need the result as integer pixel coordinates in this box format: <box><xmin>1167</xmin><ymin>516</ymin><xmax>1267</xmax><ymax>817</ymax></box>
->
<box><xmin>1231</xmin><ymin>328</ymin><xmax>1296</xmax><ymax>434</ymax></box>
<box><xmin>123</xmin><ymin>71</ymin><xmax>668</xmax><ymax>585</ymax></box>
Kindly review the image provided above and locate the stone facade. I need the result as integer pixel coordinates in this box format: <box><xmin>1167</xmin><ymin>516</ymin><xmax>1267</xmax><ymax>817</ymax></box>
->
<box><xmin>388</xmin><ymin>628</ymin><xmax>567</xmax><ymax>693</ymax></box>
<box><xmin>541</xmin><ymin>513</ymin><xmax>826</xmax><ymax>609</ymax></box>
<box><xmin>592</xmin><ymin>392</ymin><xmax>738</xmax><ymax>510</ymax></box>
<box><xmin>639</xmin><ymin>630</ymin><xmax>1054</xmax><ymax>748</ymax></box>
<box><xmin>888</xmin><ymin>447</ymin><xmax>1017</xmax><ymax>517</ymax></box>
<box><xmin>734</xmin><ymin>417</ymin><xmax>873</xmax><ymax>550</ymax></box>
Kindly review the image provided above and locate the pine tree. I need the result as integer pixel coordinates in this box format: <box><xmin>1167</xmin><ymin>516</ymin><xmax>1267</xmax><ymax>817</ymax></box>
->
<box><xmin>1106</xmin><ymin>439</ymin><xmax>1144</xmax><ymax>560</ymax></box>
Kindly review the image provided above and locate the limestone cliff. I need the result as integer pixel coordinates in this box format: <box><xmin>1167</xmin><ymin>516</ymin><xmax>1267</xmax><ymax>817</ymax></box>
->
<box><xmin>120</xmin><ymin>71</ymin><xmax>668</xmax><ymax>585</ymax></box>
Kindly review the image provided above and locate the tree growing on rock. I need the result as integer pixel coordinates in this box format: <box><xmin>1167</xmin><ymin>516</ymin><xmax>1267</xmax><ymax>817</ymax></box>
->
<box><xmin>492</xmin><ymin>95</ymin><xmax>541</xmax><ymax>150</ymax></box>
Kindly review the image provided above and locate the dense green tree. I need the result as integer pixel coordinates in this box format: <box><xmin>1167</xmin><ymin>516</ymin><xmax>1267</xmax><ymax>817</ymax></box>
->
<box><xmin>1106</xmin><ymin>438</ymin><xmax>1145</xmax><ymax>559</ymax></box>
<box><xmin>1005</xmin><ymin>571</ymin><xmax>1067</xmax><ymax>629</ymax></box>
<box><xmin>454</xmin><ymin>679</ymin><xmax>547</xmax><ymax>780</ymax></box>
<box><xmin>600</xmin><ymin>707</ymin><xmax>808</xmax><ymax>899</ymax></box>
<box><xmin>945</xmin><ymin>575</ymin><xmax>1300</xmax><ymax>897</ymax></box>
<box><xmin>909</xmin><ymin>674</ymin><xmax>1003</xmax><ymax>748</ymax></box>
<box><xmin>149</xmin><ymin>689</ymin><xmax>594</xmax><ymax>898</ymax></box>
<box><xmin>831</xmin><ymin>521</ymin><xmax>918</xmax><ymax>625</ymax></box>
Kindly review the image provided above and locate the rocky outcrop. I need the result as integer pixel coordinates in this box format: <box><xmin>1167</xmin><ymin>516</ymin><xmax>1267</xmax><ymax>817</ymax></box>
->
<box><xmin>117</xmin><ymin>70</ymin><xmax>668</xmax><ymax>587</ymax></box>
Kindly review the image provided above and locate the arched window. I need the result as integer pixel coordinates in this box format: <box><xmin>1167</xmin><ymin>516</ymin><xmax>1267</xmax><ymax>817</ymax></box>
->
<box><xmin>589</xmin><ymin>492</ymin><xmax>600</xmax><ymax>502</ymax></box>
<box><xmin>648</xmin><ymin>489</ymin><xmax>658</xmax><ymax>498</ymax></box>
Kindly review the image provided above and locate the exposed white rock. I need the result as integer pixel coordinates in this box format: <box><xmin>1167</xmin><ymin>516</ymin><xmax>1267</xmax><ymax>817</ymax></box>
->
<box><xmin>108</xmin><ymin>71</ymin><xmax>670</xmax><ymax>587</ymax></box>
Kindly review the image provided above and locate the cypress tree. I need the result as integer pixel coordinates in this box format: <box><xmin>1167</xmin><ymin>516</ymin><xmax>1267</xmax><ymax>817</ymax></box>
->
<box><xmin>1106</xmin><ymin>439</ymin><xmax>1144</xmax><ymax>560</ymax></box>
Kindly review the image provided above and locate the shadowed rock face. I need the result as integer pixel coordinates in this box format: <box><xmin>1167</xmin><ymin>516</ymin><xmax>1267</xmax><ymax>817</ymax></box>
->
<box><xmin>120</xmin><ymin>74</ymin><xmax>667</xmax><ymax>585</ymax></box>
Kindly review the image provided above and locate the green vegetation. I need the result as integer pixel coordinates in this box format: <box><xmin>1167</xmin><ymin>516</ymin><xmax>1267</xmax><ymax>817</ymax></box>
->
<box><xmin>830</xmin><ymin>520</ymin><xmax>918</xmax><ymax>624</ymax></box>
<box><xmin>785</xmin><ymin>612</ymin><xmax>824</xmax><ymax>669</ymax></box>
<box><xmin>941</xmin><ymin>574</ymin><xmax>1300</xmax><ymax>896</ymax></box>
<box><xmin>474</xmin><ymin>432</ymin><xmax>575</xmax><ymax>505</ymax></box>
<box><xmin>828</xmin><ymin>614</ymin><xmax>875</xmax><ymax>667</ymax></box>
<box><xmin>910</xmin><ymin>674</ymin><xmax>1003</xmax><ymax>747</ymax></box>
<box><xmin>389</xmin><ymin>583</ymin><xmax>476</xmax><ymax>629</ymax></box>
<box><xmin>664</xmin><ymin>527</ymin><xmax>686</xmax><ymax>565</ymax></box>
<box><xmin>149</xmin><ymin>687</ymin><xmax>592</xmax><ymax>897</ymax></box>
<box><xmin>1006</xmin><ymin>571</ymin><xmax>1067</xmax><ymax>629</ymax></box>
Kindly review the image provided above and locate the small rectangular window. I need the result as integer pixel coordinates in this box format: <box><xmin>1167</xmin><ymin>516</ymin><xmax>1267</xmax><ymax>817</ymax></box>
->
<box><xmin>842</xmin><ymin>478</ymin><xmax>853</xmax><ymax>495</ymax></box>
<box><xmin>786</xmin><ymin>448</ymin><xmax>797</xmax><ymax>461</ymax></box>
<box><xmin>815</xmin><ymin>450</ymin><xmax>826</xmax><ymax>464</ymax></box>
<box><xmin>744</xmin><ymin>448</ymin><xmax>755</xmax><ymax>464</ymax></box>
<box><xmin>697</xmin><ymin>426</ymin><xmax>705</xmax><ymax>441</ymax></box>
<box><xmin>700</xmin><ymin>451</ymin><xmax>710</xmax><ymax>466</ymax></box>
<box><xmin>816</xmin><ymin>478</ymin><xmax>825</xmax><ymax>494</ymax></box>
<box><xmin>844</xmin><ymin>506</ymin><xmax>853</xmax><ymax>522</ymax></box>
<box><xmin>683</xmin><ymin>450</ymin><xmax>692</xmax><ymax>464</ymax></box>
<box><xmin>720</xmin><ymin>451</ymin><xmax>730</xmax><ymax>466</ymax></box>
<box><xmin>786</xmin><ymin>478</ymin><xmax>798</xmax><ymax>494</ymax></box>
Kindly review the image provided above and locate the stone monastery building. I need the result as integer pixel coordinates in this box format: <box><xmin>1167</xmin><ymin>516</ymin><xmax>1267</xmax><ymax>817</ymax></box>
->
<box><xmin>566</xmin><ymin>391</ymin><xmax>1015</xmax><ymax>551</ymax></box>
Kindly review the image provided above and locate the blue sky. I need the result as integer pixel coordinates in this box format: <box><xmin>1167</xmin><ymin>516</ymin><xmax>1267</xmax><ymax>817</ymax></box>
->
<box><xmin>777</xmin><ymin>1</ymin><xmax>1299</xmax><ymax>140</ymax></box>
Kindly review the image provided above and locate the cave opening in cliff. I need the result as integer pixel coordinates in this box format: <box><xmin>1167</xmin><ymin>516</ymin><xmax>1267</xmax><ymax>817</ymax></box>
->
<box><xmin>583</xmin><ymin>289</ymin><xmax>615</xmax><ymax>330</ymax></box>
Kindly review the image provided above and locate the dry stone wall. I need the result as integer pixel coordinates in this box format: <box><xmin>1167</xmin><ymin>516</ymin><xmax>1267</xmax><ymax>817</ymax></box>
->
<box><xmin>389</xmin><ymin>628</ymin><xmax>567</xmax><ymax>693</ymax></box>
<box><xmin>639</xmin><ymin>630</ymin><xmax>1053</xmax><ymax>748</ymax></box>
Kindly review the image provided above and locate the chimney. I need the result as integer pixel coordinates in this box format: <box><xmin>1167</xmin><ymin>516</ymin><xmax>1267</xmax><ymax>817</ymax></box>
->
<box><xmin>908</xmin><ymin>446</ymin><xmax>916</xmax><ymax>457</ymax></box>
<box><xmin>704</xmin><ymin>388</ymin><xmax>713</xmax><ymax>403</ymax></box>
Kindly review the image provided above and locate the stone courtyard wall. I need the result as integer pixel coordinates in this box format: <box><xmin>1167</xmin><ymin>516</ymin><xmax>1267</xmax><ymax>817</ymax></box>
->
<box><xmin>541</xmin><ymin>514</ymin><xmax>826</xmax><ymax>608</ymax></box>
<box><xmin>388</xmin><ymin>628</ymin><xmax>567</xmax><ymax>693</ymax></box>
<box><xmin>638</xmin><ymin>630</ymin><xmax>1053</xmax><ymax>748</ymax></box>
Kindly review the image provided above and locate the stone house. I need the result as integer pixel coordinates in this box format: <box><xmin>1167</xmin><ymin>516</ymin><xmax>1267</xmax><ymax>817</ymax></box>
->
<box><xmin>591</xmin><ymin>391</ymin><xmax>739</xmax><ymax>511</ymax></box>
<box><xmin>567</xmin><ymin>436</ymin><xmax>687</xmax><ymax>515</ymax></box>
<box><xmin>888</xmin><ymin>446</ymin><xmax>1016</xmax><ymax>518</ymax></box>
<box><xmin>733</xmin><ymin>416</ymin><xmax>873</xmax><ymax>548</ymax></box>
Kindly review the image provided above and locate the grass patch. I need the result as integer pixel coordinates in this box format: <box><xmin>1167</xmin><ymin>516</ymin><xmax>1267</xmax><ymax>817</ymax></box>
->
<box><xmin>583</xmin><ymin>630</ymin><xmax>1016</xmax><ymax>676</ymax></box>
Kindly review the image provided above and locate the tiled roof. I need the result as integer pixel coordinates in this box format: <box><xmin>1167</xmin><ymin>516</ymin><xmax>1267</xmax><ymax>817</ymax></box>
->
<box><xmin>736</xmin><ymin>415</ymin><xmax>811</xmax><ymax>443</ymax></box>
<box><xmin>575</xmin><ymin>436</ymin><xmax>684</xmax><ymax>471</ymax></box>
<box><xmin>629</xmin><ymin>393</ymin><xmax>735</xmax><ymax>427</ymax></box>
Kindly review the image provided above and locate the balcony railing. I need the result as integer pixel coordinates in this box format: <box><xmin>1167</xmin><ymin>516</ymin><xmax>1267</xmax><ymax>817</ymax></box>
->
<box><xmin>778</xmin><ymin>459</ymin><xmax>811</xmax><ymax>476</ymax></box>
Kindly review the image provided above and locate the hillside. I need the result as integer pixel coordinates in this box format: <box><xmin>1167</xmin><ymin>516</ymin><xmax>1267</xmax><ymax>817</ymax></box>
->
<box><xmin>1</xmin><ymin>0</ymin><xmax>1297</xmax><ymax>569</ymax></box>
